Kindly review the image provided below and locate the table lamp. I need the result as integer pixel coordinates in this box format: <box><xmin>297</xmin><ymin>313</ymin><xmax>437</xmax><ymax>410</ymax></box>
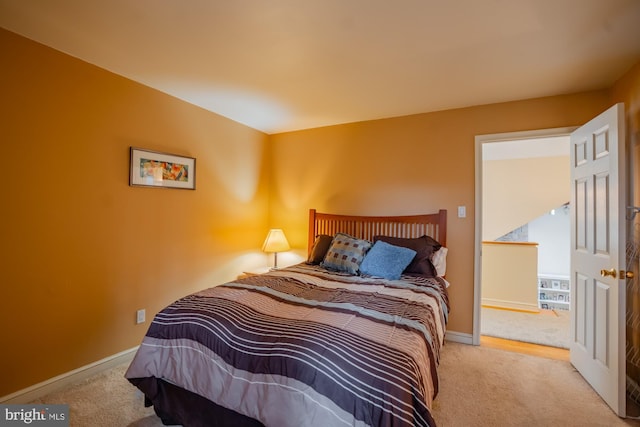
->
<box><xmin>262</xmin><ymin>229</ymin><xmax>290</xmax><ymax>269</ymax></box>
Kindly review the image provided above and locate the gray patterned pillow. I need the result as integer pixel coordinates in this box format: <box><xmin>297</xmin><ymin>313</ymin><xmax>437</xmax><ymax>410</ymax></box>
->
<box><xmin>321</xmin><ymin>233</ymin><xmax>372</xmax><ymax>275</ymax></box>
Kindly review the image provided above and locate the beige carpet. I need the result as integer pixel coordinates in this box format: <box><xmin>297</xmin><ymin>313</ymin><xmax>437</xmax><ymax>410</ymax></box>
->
<box><xmin>481</xmin><ymin>306</ymin><xmax>570</xmax><ymax>349</ymax></box>
<box><xmin>30</xmin><ymin>342</ymin><xmax>639</xmax><ymax>426</ymax></box>
<box><xmin>433</xmin><ymin>342</ymin><xmax>638</xmax><ymax>427</ymax></box>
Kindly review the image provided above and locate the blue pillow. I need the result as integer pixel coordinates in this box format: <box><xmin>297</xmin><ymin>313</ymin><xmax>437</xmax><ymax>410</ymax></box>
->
<box><xmin>360</xmin><ymin>240</ymin><xmax>417</xmax><ymax>280</ymax></box>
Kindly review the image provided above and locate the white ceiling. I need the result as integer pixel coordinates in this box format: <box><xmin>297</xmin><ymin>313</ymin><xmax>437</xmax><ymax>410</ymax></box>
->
<box><xmin>1</xmin><ymin>0</ymin><xmax>640</xmax><ymax>134</ymax></box>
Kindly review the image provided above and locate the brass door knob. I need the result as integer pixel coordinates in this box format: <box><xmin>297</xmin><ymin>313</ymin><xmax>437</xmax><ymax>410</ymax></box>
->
<box><xmin>600</xmin><ymin>268</ymin><xmax>617</xmax><ymax>278</ymax></box>
<box><xmin>621</xmin><ymin>270</ymin><xmax>635</xmax><ymax>279</ymax></box>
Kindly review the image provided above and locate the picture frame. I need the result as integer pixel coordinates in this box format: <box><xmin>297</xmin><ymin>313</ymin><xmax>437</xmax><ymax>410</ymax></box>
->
<box><xmin>560</xmin><ymin>281</ymin><xmax>569</xmax><ymax>290</ymax></box>
<box><xmin>551</xmin><ymin>280</ymin><xmax>561</xmax><ymax>289</ymax></box>
<box><xmin>130</xmin><ymin>147</ymin><xmax>196</xmax><ymax>190</ymax></box>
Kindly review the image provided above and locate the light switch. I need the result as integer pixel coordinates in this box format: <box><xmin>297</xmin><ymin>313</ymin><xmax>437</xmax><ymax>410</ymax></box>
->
<box><xmin>458</xmin><ymin>206</ymin><xmax>466</xmax><ymax>218</ymax></box>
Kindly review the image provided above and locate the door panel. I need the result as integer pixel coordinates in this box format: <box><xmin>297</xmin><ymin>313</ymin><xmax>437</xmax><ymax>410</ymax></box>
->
<box><xmin>574</xmin><ymin>273</ymin><xmax>587</xmax><ymax>347</ymax></box>
<box><xmin>575</xmin><ymin>179</ymin><xmax>588</xmax><ymax>250</ymax></box>
<box><xmin>594</xmin><ymin>280</ymin><xmax>609</xmax><ymax>364</ymax></box>
<box><xmin>594</xmin><ymin>172</ymin><xmax>610</xmax><ymax>255</ymax></box>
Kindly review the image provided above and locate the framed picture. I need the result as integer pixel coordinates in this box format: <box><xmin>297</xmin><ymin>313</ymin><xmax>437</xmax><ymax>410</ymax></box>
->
<box><xmin>130</xmin><ymin>147</ymin><xmax>196</xmax><ymax>190</ymax></box>
<box><xmin>551</xmin><ymin>280</ymin><xmax>561</xmax><ymax>289</ymax></box>
<box><xmin>560</xmin><ymin>281</ymin><xmax>569</xmax><ymax>290</ymax></box>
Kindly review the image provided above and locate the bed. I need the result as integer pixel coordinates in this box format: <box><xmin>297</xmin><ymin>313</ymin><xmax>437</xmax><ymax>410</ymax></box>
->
<box><xmin>126</xmin><ymin>209</ymin><xmax>449</xmax><ymax>427</ymax></box>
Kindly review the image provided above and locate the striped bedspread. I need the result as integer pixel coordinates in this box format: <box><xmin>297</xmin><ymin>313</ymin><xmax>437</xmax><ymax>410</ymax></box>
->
<box><xmin>125</xmin><ymin>263</ymin><xmax>449</xmax><ymax>427</ymax></box>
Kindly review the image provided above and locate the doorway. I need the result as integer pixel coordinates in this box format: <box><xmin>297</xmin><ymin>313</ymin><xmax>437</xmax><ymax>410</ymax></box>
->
<box><xmin>472</xmin><ymin>127</ymin><xmax>575</xmax><ymax>349</ymax></box>
<box><xmin>479</xmin><ymin>134</ymin><xmax>571</xmax><ymax>348</ymax></box>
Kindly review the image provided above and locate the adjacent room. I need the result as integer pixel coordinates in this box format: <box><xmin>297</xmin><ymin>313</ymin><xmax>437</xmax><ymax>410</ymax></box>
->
<box><xmin>1</xmin><ymin>1</ymin><xmax>640</xmax><ymax>425</ymax></box>
<box><xmin>480</xmin><ymin>136</ymin><xmax>571</xmax><ymax>349</ymax></box>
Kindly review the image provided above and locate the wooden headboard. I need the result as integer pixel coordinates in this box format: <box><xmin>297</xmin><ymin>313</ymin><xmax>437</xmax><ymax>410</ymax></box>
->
<box><xmin>308</xmin><ymin>209</ymin><xmax>447</xmax><ymax>254</ymax></box>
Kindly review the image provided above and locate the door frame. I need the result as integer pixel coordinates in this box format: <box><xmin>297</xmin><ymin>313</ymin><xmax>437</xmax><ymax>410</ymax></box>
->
<box><xmin>472</xmin><ymin>126</ymin><xmax>577</xmax><ymax>345</ymax></box>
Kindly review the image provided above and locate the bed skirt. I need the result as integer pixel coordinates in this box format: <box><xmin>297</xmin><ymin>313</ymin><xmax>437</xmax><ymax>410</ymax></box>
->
<box><xmin>130</xmin><ymin>377</ymin><xmax>265</xmax><ymax>427</ymax></box>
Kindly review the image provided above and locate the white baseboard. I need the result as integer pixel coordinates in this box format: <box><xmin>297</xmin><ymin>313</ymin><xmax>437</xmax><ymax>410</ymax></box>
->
<box><xmin>0</xmin><ymin>346</ymin><xmax>139</xmax><ymax>404</ymax></box>
<box><xmin>445</xmin><ymin>330</ymin><xmax>474</xmax><ymax>345</ymax></box>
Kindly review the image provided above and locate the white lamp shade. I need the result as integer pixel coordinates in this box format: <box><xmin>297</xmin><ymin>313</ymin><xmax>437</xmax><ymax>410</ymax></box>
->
<box><xmin>262</xmin><ymin>229</ymin><xmax>290</xmax><ymax>253</ymax></box>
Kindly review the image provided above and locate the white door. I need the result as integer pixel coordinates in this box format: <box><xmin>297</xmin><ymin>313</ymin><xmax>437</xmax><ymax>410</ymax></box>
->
<box><xmin>570</xmin><ymin>103</ymin><xmax>626</xmax><ymax>416</ymax></box>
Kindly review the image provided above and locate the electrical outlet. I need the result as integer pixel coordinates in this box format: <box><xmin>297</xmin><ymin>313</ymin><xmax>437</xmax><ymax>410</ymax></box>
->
<box><xmin>136</xmin><ymin>309</ymin><xmax>146</xmax><ymax>324</ymax></box>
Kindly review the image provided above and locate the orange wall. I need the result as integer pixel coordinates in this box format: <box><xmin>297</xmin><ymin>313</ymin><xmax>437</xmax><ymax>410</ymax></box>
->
<box><xmin>0</xmin><ymin>28</ymin><xmax>270</xmax><ymax>397</ymax></box>
<box><xmin>268</xmin><ymin>91</ymin><xmax>611</xmax><ymax>335</ymax></box>
<box><xmin>611</xmin><ymin>61</ymin><xmax>640</xmax><ymax>217</ymax></box>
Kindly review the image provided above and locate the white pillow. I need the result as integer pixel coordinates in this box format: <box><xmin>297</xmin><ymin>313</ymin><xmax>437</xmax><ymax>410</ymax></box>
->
<box><xmin>432</xmin><ymin>247</ymin><xmax>448</xmax><ymax>277</ymax></box>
